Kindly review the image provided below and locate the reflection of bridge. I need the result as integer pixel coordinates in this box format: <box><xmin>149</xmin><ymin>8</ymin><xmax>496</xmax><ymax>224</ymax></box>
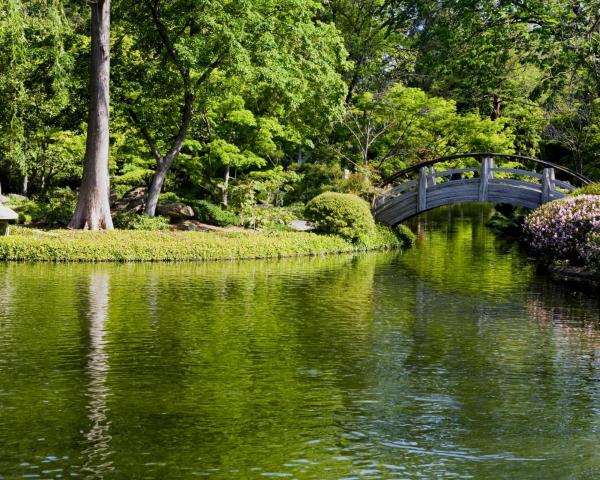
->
<box><xmin>373</xmin><ymin>153</ymin><xmax>592</xmax><ymax>226</ymax></box>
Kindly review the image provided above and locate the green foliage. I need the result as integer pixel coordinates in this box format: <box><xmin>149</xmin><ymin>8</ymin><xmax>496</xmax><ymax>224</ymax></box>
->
<box><xmin>333</xmin><ymin>85</ymin><xmax>515</xmax><ymax>181</ymax></box>
<box><xmin>6</xmin><ymin>188</ymin><xmax>76</xmax><ymax>227</ymax></box>
<box><xmin>0</xmin><ymin>227</ymin><xmax>402</xmax><ymax>262</ymax></box>
<box><xmin>394</xmin><ymin>224</ymin><xmax>417</xmax><ymax>248</ymax></box>
<box><xmin>570</xmin><ymin>183</ymin><xmax>600</xmax><ymax>196</ymax></box>
<box><xmin>305</xmin><ymin>192</ymin><xmax>375</xmax><ymax>242</ymax></box>
<box><xmin>486</xmin><ymin>205</ymin><xmax>529</xmax><ymax>237</ymax></box>
<box><xmin>244</xmin><ymin>206</ymin><xmax>301</xmax><ymax>230</ymax></box>
<box><xmin>189</xmin><ymin>200</ymin><xmax>239</xmax><ymax>227</ymax></box>
<box><xmin>112</xmin><ymin>212</ymin><xmax>170</xmax><ymax>231</ymax></box>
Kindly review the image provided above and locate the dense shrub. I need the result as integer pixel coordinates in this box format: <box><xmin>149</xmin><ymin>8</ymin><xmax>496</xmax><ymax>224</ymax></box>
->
<box><xmin>190</xmin><ymin>200</ymin><xmax>239</xmax><ymax>226</ymax></box>
<box><xmin>304</xmin><ymin>192</ymin><xmax>375</xmax><ymax>242</ymax></box>
<box><xmin>569</xmin><ymin>183</ymin><xmax>600</xmax><ymax>196</ymax></box>
<box><xmin>0</xmin><ymin>226</ymin><xmax>403</xmax><ymax>262</ymax></box>
<box><xmin>524</xmin><ymin>195</ymin><xmax>600</xmax><ymax>265</ymax></box>
<box><xmin>113</xmin><ymin>211</ymin><xmax>170</xmax><ymax>231</ymax></box>
<box><xmin>6</xmin><ymin>188</ymin><xmax>76</xmax><ymax>227</ymax></box>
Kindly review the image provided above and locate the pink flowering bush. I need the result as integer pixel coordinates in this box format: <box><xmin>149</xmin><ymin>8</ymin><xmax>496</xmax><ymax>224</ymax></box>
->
<box><xmin>585</xmin><ymin>232</ymin><xmax>600</xmax><ymax>271</ymax></box>
<box><xmin>524</xmin><ymin>195</ymin><xmax>600</xmax><ymax>267</ymax></box>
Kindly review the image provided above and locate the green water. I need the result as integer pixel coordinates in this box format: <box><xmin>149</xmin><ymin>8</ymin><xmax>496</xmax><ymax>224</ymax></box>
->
<box><xmin>1</xmin><ymin>205</ymin><xmax>600</xmax><ymax>479</ymax></box>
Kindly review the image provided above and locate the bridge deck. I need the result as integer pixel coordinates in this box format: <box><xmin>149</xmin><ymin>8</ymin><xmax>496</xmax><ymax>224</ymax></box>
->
<box><xmin>373</xmin><ymin>156</ymin><xmax>579</xmax><ymax>226</ymax></box>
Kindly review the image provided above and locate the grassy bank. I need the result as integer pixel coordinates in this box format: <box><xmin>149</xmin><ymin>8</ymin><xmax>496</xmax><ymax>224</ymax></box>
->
<box><xmin>0</xmin><ymin>225</ymin><xmax>404</xmax><ymax>262</ymax></box>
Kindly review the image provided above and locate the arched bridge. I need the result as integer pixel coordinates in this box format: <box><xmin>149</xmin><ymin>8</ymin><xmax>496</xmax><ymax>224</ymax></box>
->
<box><xmin>373</xmin><ymin>153</ymin><xmax>592</xmax><ymax>226</ymax></box>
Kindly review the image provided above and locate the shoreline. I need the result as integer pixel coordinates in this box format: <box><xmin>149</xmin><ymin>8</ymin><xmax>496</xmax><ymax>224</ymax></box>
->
<box><xmin>0</xmin><ymin>226</ymin><xmax>404</xmax><ymax>263</ymax></box>
<box><xmin>540</xmin><ymin>263</ymin><xmax>600</xmax><ymax>289</ymax></box>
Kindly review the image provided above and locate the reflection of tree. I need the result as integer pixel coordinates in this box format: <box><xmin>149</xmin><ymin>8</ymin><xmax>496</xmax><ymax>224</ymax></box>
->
<box><xmin>81</xmin><ymin>271</ymin><xmax>113</xmax><ymax>478</ymax></box>
<box><xmin>403</xmin><ymin>203</ymin><xmax>534</xmax><ymax>299</ymax></box>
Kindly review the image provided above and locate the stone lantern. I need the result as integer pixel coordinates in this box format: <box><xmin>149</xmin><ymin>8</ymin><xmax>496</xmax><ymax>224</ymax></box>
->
<box><xmin>0</xmin><ymin>204</ymin><xmax>18</xmax><ymax>236</ymax></box>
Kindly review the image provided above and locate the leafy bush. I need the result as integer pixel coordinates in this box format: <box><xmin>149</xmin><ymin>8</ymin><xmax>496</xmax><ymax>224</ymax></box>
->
<box><xmin>6</xmin><ymin>188</ymin><xmax>77</xmax><ymax>227</ymax></box>
<box><xmin>40</xmin><ymin>188</ymin><xmax>78</xmax><ymax>227</ymax></box>
<box><xmin>395</xmin><ymin>224</ymin><xmax>416</xmax><ymax>247</ymax></box>
<box><xmin>0</xmin><ymin>227</ymin><xmax>403</xmax><ymax>262</ymax></box>
<box><xmin>190</xmin><ymin>200</ymin><xmax>239</xmax><ymax>226</ymax></box>
<box><xmin>304</xmin><ymin>192</ymin><xmax>375</xmax><ymax>242</ymax></box>
<box><xmin>113</xmin><ymin>211</ymin><xmax>170</xmax><ymax>231</ymax></box>
<box><xmin>570</xmin><ymin>183</ymin><xmax>600</xmax><ymax>196</ymax></box>
<box><xmin>242</xmin><ymin>205</ymin><xmax>301</xmax><ymax>230</ymax></box>
<box><xmin>524</xmin><ymin>195</ymin><xmax>600</xmax><ymax>265</ymax></box>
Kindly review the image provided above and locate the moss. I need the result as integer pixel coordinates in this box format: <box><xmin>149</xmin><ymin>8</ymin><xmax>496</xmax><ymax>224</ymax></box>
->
<box><xmin>0</xmin><ymin>226</ymin><xmax>403</xmax><ymax>262</ymax></box>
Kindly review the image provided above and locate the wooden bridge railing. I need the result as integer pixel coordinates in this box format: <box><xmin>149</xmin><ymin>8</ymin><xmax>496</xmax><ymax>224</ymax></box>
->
<box><xmin>373</xmin><ymin>154</ymin><xmax>591</xmax><ymax>226</ymax></box>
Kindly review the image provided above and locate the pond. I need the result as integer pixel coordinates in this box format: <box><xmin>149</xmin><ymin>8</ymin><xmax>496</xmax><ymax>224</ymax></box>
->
<box><xmin>1</xmin><ymin>205</ymin><xmax>599</xmax><ymax>479</ymax></box>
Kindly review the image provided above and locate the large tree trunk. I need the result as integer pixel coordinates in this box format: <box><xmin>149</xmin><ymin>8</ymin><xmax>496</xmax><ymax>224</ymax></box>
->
<box><xmin>69</xmin><ymin>0</ymin><xmax>113</xmax><ymax>230</ymax></box>
<box><xmin>144</xmin><ymin>93</ymin><xmax>195</xmax><ymax>217</ymax></box>
<box><xmin>145</xmin><ymin>162</ymin><xmax>169</xmax><ymax>218</ymax></box>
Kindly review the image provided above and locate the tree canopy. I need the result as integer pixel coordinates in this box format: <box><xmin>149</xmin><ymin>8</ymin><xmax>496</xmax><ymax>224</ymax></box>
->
<box><xmin>1</xmin><ymin>0</ymin><xmax>599</xmax><ymax>227</ymax></box>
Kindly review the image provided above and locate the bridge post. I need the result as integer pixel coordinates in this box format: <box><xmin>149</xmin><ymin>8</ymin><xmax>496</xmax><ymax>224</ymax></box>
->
<box><xmin>427</xmin><ymin>166</ymin><xmax>436</xmax><ymax>187</ymax></box>
<box><xmin>478</xmin><ymin>157</ymin><xmax>493</xmax><ymax>201</ymax></box>
<box><xmin>542</xmin><ymin>167</ymin><xmax>555</xmax><ymax>204</ymax></box>
<box><xmin>418</xmin><ymin>167</ymin><xmax>427</xmax><ymax>212</ymax></box>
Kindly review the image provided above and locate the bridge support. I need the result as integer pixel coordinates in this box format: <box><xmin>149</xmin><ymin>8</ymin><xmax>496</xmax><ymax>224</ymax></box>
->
<box><xmin>478</xmin><ymin>157</ymin><xmax>494</xmax><ymax>201</ymax></box>
<box><xmin>418</xmin><ymin>167</ymin><xmax>428</xmax><ymax>212</ymax></box>
<box><xmin>542</xmin><ymin>168</ymin><xmax>555</xmax><ymax>204</ymax></box>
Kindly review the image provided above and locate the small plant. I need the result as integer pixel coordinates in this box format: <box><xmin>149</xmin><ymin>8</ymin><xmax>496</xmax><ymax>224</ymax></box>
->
<box><xmin>190</xmin><ymin>200</ymin><xmax>239</xmax><ymax>227</ymax></box>
<box><xmin>304</xmin><ymin>192</ymin><xmax>375</xmax><ymax>242</ymax></box>
<box><xmin>113</xmin><ymin>211</ymin><xmax>170</xmax><ymax>231</ymax></box>
<box><xmin>569</xmin><ymin>183</ymin><xmax>600</xmax><ymax>196</ymax></box>
<box><xmin>524</xmin><ymin>195</ymin><xmax>600</xmax><ymax>265</ymax></box>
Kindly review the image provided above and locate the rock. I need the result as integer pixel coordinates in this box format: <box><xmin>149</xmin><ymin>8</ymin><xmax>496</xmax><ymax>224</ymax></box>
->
<box><xmin>289</xmin><ymin>220</ymin><xmax>314</xmax><ymax>231</ymax></box>
<box><xmin>112</xmin><ymin>187</ymin><xmax>147</xmax><ymax>213</ymax></box>
<box><xmin>175</xmin><ymin>220</ymin><xmax>221</xmax><ymax>232</ymax></box>
<box><xmin>156</xmin><ymin>202</ymin><xmax>195</xmax><ymax>222</ymax></box>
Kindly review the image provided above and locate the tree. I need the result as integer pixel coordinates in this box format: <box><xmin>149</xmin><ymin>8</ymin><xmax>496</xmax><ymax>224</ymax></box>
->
<box><xmin>69</xmin><ymin>0</ymin><xmax>113</xmax><ymax>229</ymax></box>
<box><xmin>332</xmin><ymin>84</ymin><xmax>515</xmax><ymax>180</ymax></box>
<box><xmin>114</xmin><ymin>0</ymin><xmax>347</xmax><ymax>216</ymax></box>
<box><xmin>0</xmin><ymin>0</ymin><xmax>82</xmax><ymax>197</ymax></box>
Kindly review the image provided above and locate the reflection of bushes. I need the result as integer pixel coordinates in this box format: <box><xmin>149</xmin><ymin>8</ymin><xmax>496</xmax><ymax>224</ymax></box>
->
<box><xmin>524</xmin><ymin>196</ymin><xmax>600</xmax><ymax>269</ymax></box>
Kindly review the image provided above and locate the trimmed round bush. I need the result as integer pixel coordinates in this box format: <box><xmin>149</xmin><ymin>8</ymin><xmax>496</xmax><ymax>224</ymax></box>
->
<box><xmin>304</xmin><ymin>192</ymin><xmax>375</xmax><ymax>241</ymax></box>
<box><xmin>524</xmin><ymin>195</ymin><xmax>600</xmax><ymax>264</ymax></box>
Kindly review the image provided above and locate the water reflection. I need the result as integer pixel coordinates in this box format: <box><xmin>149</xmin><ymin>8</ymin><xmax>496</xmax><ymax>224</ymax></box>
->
<box><xmin>81</xmin><ymin>271</ymin><xmax>113</xmax><ymax>478</ymax></box>
<box><xmin>1</xmin><ymin>207</ymin><xmax>600</xmax><ymax>478</ymax></box>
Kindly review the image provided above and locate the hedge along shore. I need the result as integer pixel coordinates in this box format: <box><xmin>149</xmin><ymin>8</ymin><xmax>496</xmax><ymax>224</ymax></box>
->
<box><xmin>0</xmin><ymin>225</ymin><xmax>404</xmax><ymax>262</ymax></box>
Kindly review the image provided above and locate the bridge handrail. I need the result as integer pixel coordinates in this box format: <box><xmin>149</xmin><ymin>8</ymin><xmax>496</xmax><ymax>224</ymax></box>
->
<box><xmin>379</xmin><ymin>152</ymin><xmax>592</xmax><ymax>187</ymax></box>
